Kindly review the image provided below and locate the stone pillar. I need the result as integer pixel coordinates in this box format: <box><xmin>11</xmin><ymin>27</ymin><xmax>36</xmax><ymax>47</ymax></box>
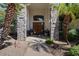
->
<box><xmin>17</xmin><ymin>4</ymin><xmax>27</xmax><ymax>41</ymax></box>
<box><xmin>51</xmin><ymin>6</ymin><xmax>59</xmax><ymax>40</ymax></box>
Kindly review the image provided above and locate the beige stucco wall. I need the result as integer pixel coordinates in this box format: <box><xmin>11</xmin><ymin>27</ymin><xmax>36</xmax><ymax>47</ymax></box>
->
<box><xmin>27</xmin><ymin>3</ymin><xmax>51</xmax><ymax>30</ymax></box>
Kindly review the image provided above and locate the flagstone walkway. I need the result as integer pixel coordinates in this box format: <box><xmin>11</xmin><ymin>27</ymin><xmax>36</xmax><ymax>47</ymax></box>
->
<box><xmin>0</xmin><ymin>37</ymin><xmax>53</xmax><ymax>56</ymax></box>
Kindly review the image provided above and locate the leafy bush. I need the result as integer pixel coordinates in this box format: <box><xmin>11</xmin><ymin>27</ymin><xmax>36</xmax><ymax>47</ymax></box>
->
<box><xmin>68</xmin><ymin>29</ymin><xmax>79</xmax><ymax>41</ymax></box>
<box><xmin>68</xmin><ymin>45</ymin><xmax>79</xmax><ymax>56</ymax></box>
<box><xmin>0</xmin><ymin>17</ymin><xmax>4</xmax><ymax>24</ymax></box>
<box><xmin>59</xmin><ymin>28</ymin><xmax>79</xmax><ymax>41</ymax></box>
<box><xmin>45</xmin><ymin>39</ymin><xmax>54</xmax><ymax>45</ymax></box>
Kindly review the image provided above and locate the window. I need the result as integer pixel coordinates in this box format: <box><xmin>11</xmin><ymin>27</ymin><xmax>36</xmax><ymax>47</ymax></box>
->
<box><xmin>33</xmin><ymin>15</ymin><xmax>44</xmax><ymax>22</ymax></box>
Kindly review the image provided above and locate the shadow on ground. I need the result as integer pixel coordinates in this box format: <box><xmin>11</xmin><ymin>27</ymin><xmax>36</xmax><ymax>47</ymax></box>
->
<box><xmin>27</xmin><ymin>39</ymin><xmax>50</xmax><ymax>53</ymax></box>
<box><xmin>27</xmin><ymin>39</ymin><xmax>69</xmax><ymax>56</ymax></box>
<box><xmin>0</xmin><ymin>42</ymin><xmax>12</xmax><ymax>50</ymax></box>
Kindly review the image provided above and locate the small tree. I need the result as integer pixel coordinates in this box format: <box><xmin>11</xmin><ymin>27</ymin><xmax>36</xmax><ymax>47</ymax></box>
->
<box><xmin>52</xmin><ymin>3</ymin><xmax>79</xmax><ymax>45</ymax></box>
<box><xmin>0</xmin><ymin>3</ymin><xmax>24</xmax><ymax>46</ymax></box>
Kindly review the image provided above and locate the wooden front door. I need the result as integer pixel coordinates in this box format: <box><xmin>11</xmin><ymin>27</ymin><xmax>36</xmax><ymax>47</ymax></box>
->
<box><xmin>33</xmin><ymin>15</ymin><xmax>44</xmax><ymax>34</ymax></box>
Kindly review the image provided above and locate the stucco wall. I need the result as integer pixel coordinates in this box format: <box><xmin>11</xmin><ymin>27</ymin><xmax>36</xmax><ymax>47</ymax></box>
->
<box><xmin>27</xmin><ymin>4</ymin><xmax>51</xmax><ymax>30</ymax></box>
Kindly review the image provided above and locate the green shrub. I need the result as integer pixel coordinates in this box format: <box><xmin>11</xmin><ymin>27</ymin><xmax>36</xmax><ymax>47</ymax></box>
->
<box><xmin>68</xmin><ymin>29</ymin><xmax>79</xmax><ymax>41</ymax></box>
<box><xmin>0</xmin><ymin>17</ymin><xmax>4</xmax><ymax>24</ymax></box>
<box><xmin>59</xmin><ymin>31</ymin><xmax>64</xmax><ymax>39</ymax></box>
<box><xmin>68</xmin><ymin>45</ymin><xmax>79</xmax><ymax>56</ymax></box>
<box><xmin>59</xmin><ymin>28</ymin><xmax>79</xmax><ymax>41</ymax></box>
<box><xmin>10</xmin><ymin>15</ymin><xmax>17</xmax><ymax>33</ymax></box>
<box><xmin>45</xmin><ymin>39</ymin><xmax>54</xmax><ymax>45</ymax></box>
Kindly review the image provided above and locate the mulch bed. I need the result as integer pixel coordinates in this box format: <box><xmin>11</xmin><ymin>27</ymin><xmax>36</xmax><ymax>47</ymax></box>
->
<box><xmin>50</xmin><ymin>44</ymin><xmax>69</xmax><ymax>56</ymax></box>
<box><xmin>45</xmin><ymin>42</ymin><xmax>70</xmax><ymax>56</ymax></box>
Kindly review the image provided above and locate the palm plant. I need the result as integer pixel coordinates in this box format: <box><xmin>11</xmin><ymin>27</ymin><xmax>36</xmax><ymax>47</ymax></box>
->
<box><xmin>59</xmin><ymin>4</ymin><xmax>74</xmax><ymax>45</ymax></box>
<box><xmin>52</xmin><ymin>3</ymin><xmax>79</xmax><ymax>45</ymax></box>
<box><xmin>0</xmin><ymin>3</ymin><xmax>16</xmax><ymax>46</ymax></box>
<box><xmin>0</xmin><ymin>3</ymin><xmax>24</xmax><ymax>46</ymax></box>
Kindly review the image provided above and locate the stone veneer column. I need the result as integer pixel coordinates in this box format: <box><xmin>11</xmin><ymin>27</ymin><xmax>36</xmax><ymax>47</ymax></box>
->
<box><xmin>51</xmin><ymin>6</ymin><xmax>59</xmax><ymax>40</ymax></box>
<box><xmin>17</xmin><ymin>4</ymin><xmax>27</xmax><ymax>41</ymax></box>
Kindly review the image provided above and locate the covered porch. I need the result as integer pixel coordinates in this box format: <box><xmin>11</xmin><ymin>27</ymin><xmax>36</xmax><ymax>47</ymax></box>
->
<box><xmin>26</xmin><ymin>4</ymin><xmax>50</xmax><ymax>38</ymax></box>
<box><xmin>17</xmin><ymin>3</ymin><xmax>59</xmax><ymax>41</ymax></box>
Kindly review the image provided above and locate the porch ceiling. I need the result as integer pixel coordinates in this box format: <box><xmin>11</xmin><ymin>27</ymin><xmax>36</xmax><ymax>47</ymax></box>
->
<box><xmin>29</xmin><ymin>3</ymin><xmax>49</xmax><ymax>9</ymax></box>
